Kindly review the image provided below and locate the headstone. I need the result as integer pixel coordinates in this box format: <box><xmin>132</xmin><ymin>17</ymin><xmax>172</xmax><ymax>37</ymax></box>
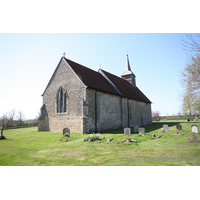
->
<box><xmin>176</xmin><ymin>125</ymin><xmax>182</xmax><ymax>131</ymax></box>
<box><xmin>191</xmin><ymin>126</ymin><xmax>198</xmax><ymax>133</ymax></box>
<box><xmin>195</xmin><ymin>116</ymin><xmax>199</xmax><ymax>121</ymax></box>
<box><xmin>63</xmin><ymin>128</ymin><xmax>70</xmax><ymax>137</ymax></box>
<box><xmin>0</xmin><ymin>125</ymin><xmax>6</xmax><ymax>140</ymax></box>
<box><xmin>188</xmin><ymin>132</ymin><xmax>198</xmax><ymax>142</ymax></box>
<box><xmin>139</xmin><ymin>128</ymin><xmax>145</xmax><ymax>135</ymax></box>
<box><xmin>191</xmin><ymin>124</ymin><xmax>197</xmax><ymax>128</ymax></box>
<box><xmin>0</xmin><ymin>125</ymin><xmax>3</xmax><ymax>136</ymax></box>
<box><xmin>190</xmin><ymin>116</ymin><xmax>193</xmax><ymax>121</ymax></box>
<box><xmin>134</xmin><ymin>125</ymin><xmax>139</xmax><ymax>133</ymax></box>
<box><xmin>188</xmin><ymin>118</ymin><xmax>190</xmax><ymax>122</ymax></box>
<box><xmin>124</xmin><ymin>128</ymin><xmax>131</xmax><ymax>136</ymax></box>
<box><xmin>163</xmin><ymin>124</ymin><xmax>168</xmax><ymax>132</ymax></box>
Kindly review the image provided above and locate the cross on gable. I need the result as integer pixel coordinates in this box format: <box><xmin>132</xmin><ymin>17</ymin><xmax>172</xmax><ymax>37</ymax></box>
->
<box><xmin>63</xmin><ymin>52</ymin><xmax>66</xmax><ymax>57</ymax></box>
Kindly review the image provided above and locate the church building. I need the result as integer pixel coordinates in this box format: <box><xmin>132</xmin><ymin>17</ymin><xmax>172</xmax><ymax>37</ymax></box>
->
<box><xmin>38</xmin><ymin>55</ymin><xmax>152</xmax><ymax>133</ymax></box>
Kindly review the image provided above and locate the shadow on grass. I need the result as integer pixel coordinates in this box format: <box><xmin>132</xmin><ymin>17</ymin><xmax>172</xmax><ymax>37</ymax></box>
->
<box><xmin>100</xmin><ymin>121</ymin><xmax>195</xmax><ymax>134</ymax></box>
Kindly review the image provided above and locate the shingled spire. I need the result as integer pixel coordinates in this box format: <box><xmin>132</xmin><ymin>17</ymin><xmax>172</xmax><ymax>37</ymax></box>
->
<box><xmin>121</xmin><ymin>55</ymin><xmax>136</xmax><ymax>87</ymax></box>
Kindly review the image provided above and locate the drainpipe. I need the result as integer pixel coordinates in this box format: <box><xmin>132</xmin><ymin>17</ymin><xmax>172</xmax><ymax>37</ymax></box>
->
<box><xmin>95</xmin><ymin>91</ymin><xmax>98</xmax><ymax>132</ymax></box>
<box><xmin>127</xmin><ymin>99</ymin><xmax>130</xmax><ymax>127</ymax></box>
<box><xmin>121</xmin><ymin>97</ymin><xmax>123</xmax><ymax>129</ymax></box>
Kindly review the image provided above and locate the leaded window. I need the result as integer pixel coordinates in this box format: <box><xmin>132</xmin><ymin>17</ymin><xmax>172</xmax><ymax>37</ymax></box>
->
<box><xmin>56</xmin><ymin>87</ymin><xmax>67</xmax><ymax>113</ymax></box>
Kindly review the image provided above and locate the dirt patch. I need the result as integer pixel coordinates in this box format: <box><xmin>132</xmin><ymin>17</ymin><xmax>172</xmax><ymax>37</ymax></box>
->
<box><xmin>119</xmin><ymin>150</ymin><xmax>174</xmax><ymax>158</ymax></box>
<box><xmin>99</xmin><ymin>151</ymin><xmax>111</xmax><ymax>155</ymax></box>
<box><xmin>90</xmin><ymin>156</ymin><xmax>103</xmax><ymax>163</ymax></box>
<box><xmin>59</xmin><ymin>150</ymin><xmax>85</xmax><ymax>157</ymax></box>
<box><xmin>77</xmin><ymin>157</ymin><xmax>86</xmax><ymax>161</ymax></box>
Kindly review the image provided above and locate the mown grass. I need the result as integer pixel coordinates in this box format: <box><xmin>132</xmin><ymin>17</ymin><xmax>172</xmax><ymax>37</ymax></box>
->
<box><xmin>0</xmin><ymin>120</ymin><xmax>200</xmax><ymax>166</ymax></box>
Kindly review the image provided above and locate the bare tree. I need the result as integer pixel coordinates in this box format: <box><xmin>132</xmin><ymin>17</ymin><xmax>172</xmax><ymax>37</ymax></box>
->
<box><xmin>0</xmin><ymin>114</ymin><xmax>8</xmax><ymax>127</ymax></box>
<box><xmin>8</xmin><ymin>109</ymin><xmax>16</xmax><ymax>126</ymax></box>
<box><xmin>152</xmin><ymin>110</ymin><xmax>160</xmax><ymax>121</ymax></box>
<box><xmin>17</xmin><ymin>111</ymin><xmax>25</xmax><ymax>126</ymax></box>
<box><xmin>181</xmin><ymin>35</ymin><xmax>200</xmax><ymax>95</ymax></box>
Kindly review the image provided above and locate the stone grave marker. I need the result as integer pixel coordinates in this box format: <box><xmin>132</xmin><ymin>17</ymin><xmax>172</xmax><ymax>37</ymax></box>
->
<box><xmin>176</xmin><ymin>125</ymin><xmax>182</xmax><ymax>131</ymax></box>
<box><xmin>0</xmin><ymin>125</ymin><xmax>6</xmax><ymax>140</ymax></box>
<box><xmin>191</xmin><ymin>124</ymin><xmax>197</xmax><ymax>128</ymax></box>
<box><xmin>134</xmin><ymin>125</ymin><xmax>139</xmax><ymax>133</ymax></box>
<box><xmin>191</xmin><ymin>125</ymin><xmax>198</xmax><ymax>133</ymax></box>
<box><xmin>190</xmin><ymin>116</ymin><xmax>193</xmax><ymax>121</ymax></box>
<box><xmin>139</xmin><ymin>128</ymin><xmax>145</xmax><ymax>135</ymax></box>
<box><xmin>124</xmin><ymin>128</ymin><xmax>131</xmax><ymax>136</ymax></box>
<box><xmin>195</xmin><ymin>116</ymin><xmax>199</xmax><ymax>121</ymax></box>
<box><xmin>188</xmin><ymin>132</ymin><xmax>198</xmax><ymax>142</ymax></box>
<box><xmin>163</xmin><ymin>124</ymin><xmax>168</xmax><ymax>132</ymax></box>
<box><xmin>63</xmin><ymin>128</ymin><xmax>70</xmax><ymax>137</ymax></box>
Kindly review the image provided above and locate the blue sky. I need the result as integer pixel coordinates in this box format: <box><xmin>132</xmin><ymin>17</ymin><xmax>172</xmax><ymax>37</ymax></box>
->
<box><xmin>0</xmin><ymin>33</ymin><xmax>198</xmax><ymax>119</ymax></box>
<box><xmin>0</xmin><ymin>1</ymin><xmax>200</xmax><ymax>120</ymax></box>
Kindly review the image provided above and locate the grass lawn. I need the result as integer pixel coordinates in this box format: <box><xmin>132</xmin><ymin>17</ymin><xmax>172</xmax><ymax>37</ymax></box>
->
<box><xmin>0</xmin><ymin>120</ymin><xmax>200</xmax><ymax>166</ymax></box>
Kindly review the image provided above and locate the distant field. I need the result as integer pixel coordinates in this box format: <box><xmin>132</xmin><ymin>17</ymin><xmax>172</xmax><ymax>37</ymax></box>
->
<box><xmin>0</xmin><ymin>120</ymin><xmax>199</xmax><ymax>166</ymax></box>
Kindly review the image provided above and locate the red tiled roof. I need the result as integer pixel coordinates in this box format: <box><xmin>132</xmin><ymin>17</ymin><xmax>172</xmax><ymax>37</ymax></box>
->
<box><xmin>101</xmin><ymin>70</ymin><xmax>151</xmax><ymax>103</ymax></box>
<box><xmin>64</xmin><ymin>58</ymin><xmax>120</xmax><ymax>96</ymax></box>
<box><xmin>43</xmin><ymin>57</ymin><xmax>151</xmax><ymax>103</ymax></box>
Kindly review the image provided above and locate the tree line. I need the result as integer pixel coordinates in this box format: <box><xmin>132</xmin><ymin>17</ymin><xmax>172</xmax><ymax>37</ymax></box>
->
<box><xmin>0</xmin><ymin>109</ymin><xmax>38</xmax><ymax>129</ymax></box>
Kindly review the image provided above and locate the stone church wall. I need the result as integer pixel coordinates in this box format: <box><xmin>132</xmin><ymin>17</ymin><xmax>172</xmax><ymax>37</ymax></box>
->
<box><xmin>39</xmin><ymin>59</ymin><xmax>86</xmax><ymax>133</ymax></box>
<box><xmin>85</xmin><ymin>89</ymin><xmax>152</xmax><ymax>133</ymax></box>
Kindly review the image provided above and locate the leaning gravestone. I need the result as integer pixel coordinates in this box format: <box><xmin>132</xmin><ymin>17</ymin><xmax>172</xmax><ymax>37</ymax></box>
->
<box><xmin>0</xmin><ymin>125</ymin><xmax>6</xmax><ymax>140</ymax></box>
<box><xmin>191</xmin><ymin>125</ymin><xmax>198</xmax><ymax>133</ymax></box>
<box><xmin>134</xmin><ymin>126</ymin><xmax>139</xmax><ymax>133</ymax></box>
<box><xmin>176</xmin><ymin>125</ymin><xmax>182</xmax><ymax>131</ymax></box>
<box><xmin>195</xmin><ymin>116</ymin><xmax>199</xmax><ymax>121</ymax></box>
<box><xmin>163</xmin><ymin>124</ymin><xmax>169</xmax><ymax>132</ymax></box>
<box><xmin>139</xmin><ymin>128</ymin><xmax>145</xmax><ymax>135</ymax></box>
<box><xmin>63</xmin><ymin>128</ymin><xmax>70</xmax><ymax>137</ymax></box>
<box><xmin>124</xmin><ymin>128</ymin><xmax>131</xmax><ymax>136</ymax></box>
<box><xmin>188</xmin><ymin>132</ymin><xmax>198</xmax><ymax>142</ymax></box>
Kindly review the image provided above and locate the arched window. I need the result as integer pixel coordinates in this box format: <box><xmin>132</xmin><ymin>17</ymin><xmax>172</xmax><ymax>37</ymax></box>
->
<box><xmin>56</xmin><ymin>87</ymin><xmax>67</xmax><ymax>113</ymax></box>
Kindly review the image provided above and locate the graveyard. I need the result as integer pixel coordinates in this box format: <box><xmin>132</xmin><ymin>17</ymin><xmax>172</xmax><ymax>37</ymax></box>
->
<box><xmin>0</xmin><ymin>120</ymin><xmax>200</xmax><ymax>166</ymax></box>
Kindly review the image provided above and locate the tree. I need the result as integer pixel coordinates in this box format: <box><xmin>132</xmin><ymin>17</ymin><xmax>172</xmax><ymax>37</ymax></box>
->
<box><xmin>152</xmin><ymin>110</ymin><xmax>160</xmax><ymax>121</ymax></box>
<box><xmin>181</xmin><ymin>56</ymin><xmax>200</xmax><ymax>94</ymax></box>
<box><xmin>8</xmin><ymin>109</ymin><xmax>16</xmax><ymax>126</ymax></box>
<box><xmin>0</xmin><ymin>114</ymin><xmax>8</xmax><ymax>126</ymax></box>
<box><xmin>181</xmin><ymin>90</ymin><xmax>197</xmax><ymax>116</ymax></box>
<box><xmin>181</xmin><ymin>35</ymin><xmax>200</xmax><ymax>116</ymax></box>
<box><xmin>182</xmin><ymin>35</ymin><xmax>200</xmax><ymax>94</ymax></box>
<box><xmin>17</xmin><ymin>111</ymin><xmax>25</xmax><ymax>126</ymax></box>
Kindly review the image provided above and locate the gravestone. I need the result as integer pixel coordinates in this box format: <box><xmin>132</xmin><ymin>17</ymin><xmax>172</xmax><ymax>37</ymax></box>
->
<box><xmin>190</xmin><ymin>116</ymin><xmax>193</xmax><ymax>121</ymax></box>
<box><xmin>134</xmin><ymin>126</ymin><xmax>139</xmax><ymax>133</ymax></box>
<box><xmin>0</xmin><ymin>125</ymin><xmax>6</xmax><ymax>140</ymax></box>
<box><xmin>163</xmin><ymin>124</ymin><xmax>168</xmax><ymax>132</ymax></box>
<box><xmin>124</xmin><ymin>128</ymin><xmax>131</xmax><ymax>136</ymax></box>
<box><xmin>139</xmin><ymin>128</ymin><xmax>145</xmax><ymax>135</ymax></box>
<box><xmin>191</xmin><ymin>124</ymin><xmax>197</xmax><ymax>128</ymax></box>
<box><xmin>188</xmin><ymin>132</ymin><xmax>198</xmax><ymax>142</ymax></box>
<box><xmin>195</xmin><ymin>116</ymin><xmax>199</xmax><ymax>121</ymax></box>
<box><xmin>63</xmin><ymin>128</ymin><xmax>70</xmax><ymax>137</ymax></box>
<box><xmin>191</xmin><ymin>125</ymin><xmax>198</xmax><ymax>133</ymax></box>
<box><xmin>176</xmin><ymin>125</ymin><xmax>182</xmax><ymax>131</ymax></box>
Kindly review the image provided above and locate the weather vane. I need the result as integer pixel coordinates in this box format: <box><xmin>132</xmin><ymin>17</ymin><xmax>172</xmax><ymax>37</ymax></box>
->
<box><xmin>63</xmin><ymin>52</ymin><xmax>66</xmax><ymax>57</ymax></box>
